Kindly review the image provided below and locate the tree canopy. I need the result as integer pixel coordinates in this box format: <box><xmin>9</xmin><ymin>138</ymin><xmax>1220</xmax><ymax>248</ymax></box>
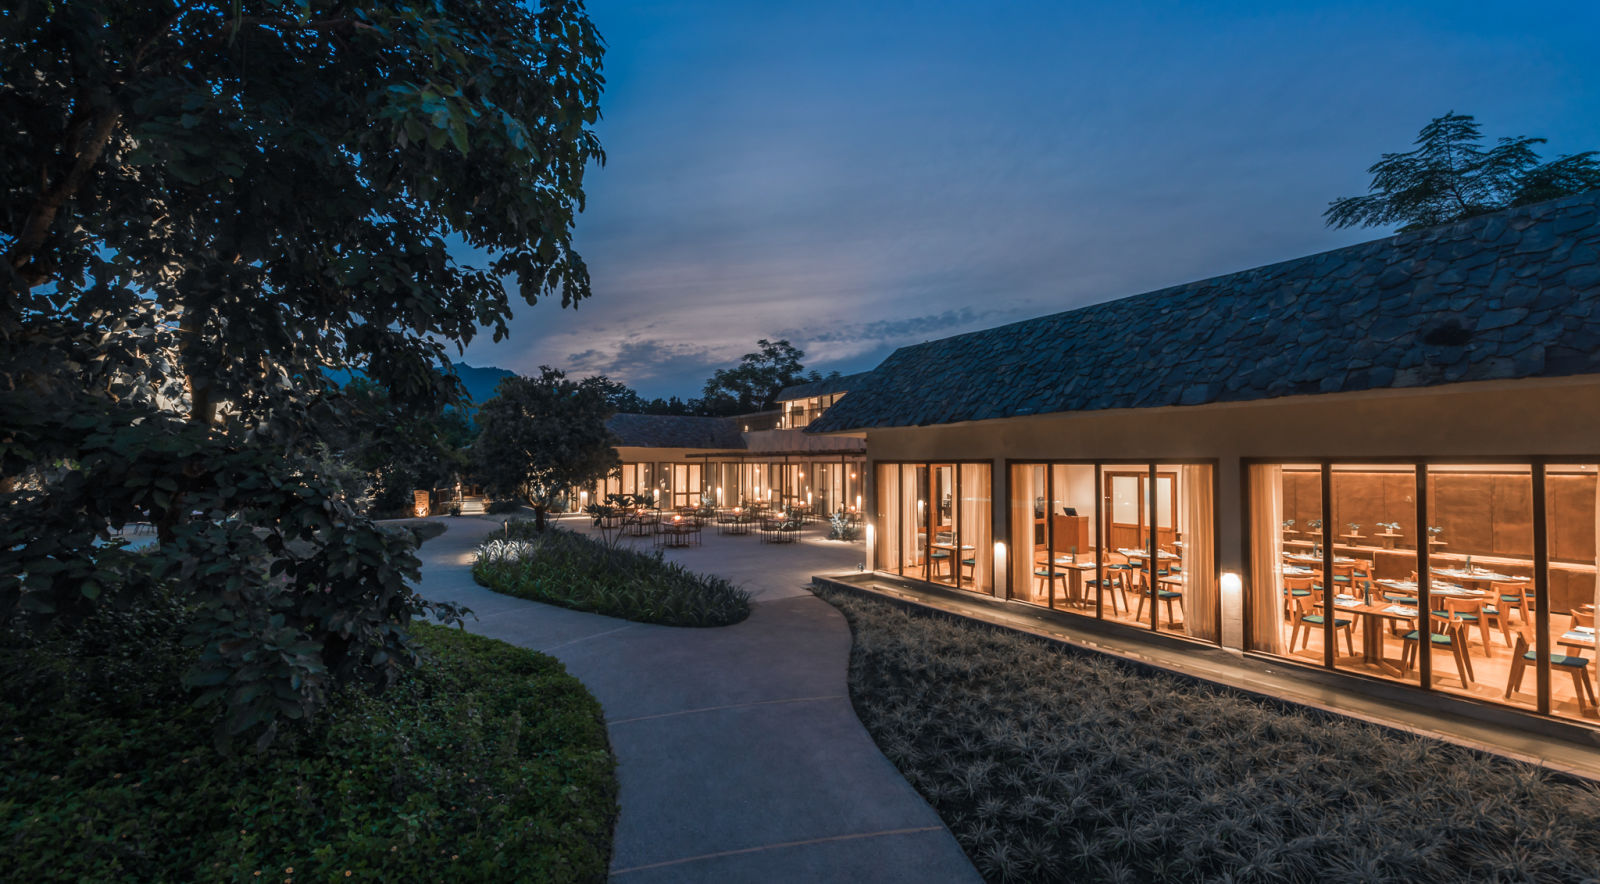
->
<box><xmin>1326</xmin><ymin>112</ymin><xmax>1600</xmax><ymax>232</ymax></box>
<box><xmin>473</xmin><ymin>368</ymin><xmax>619</xmax><ymax>530</ymax></box>
<box><xmin>1</xmin><ymin>1</ymin><xmax>606</xmax><ymax>744</ymax></box>
<box><xmin>699</xmin><ymin>339</ymin><xmax>816</xmax><ymax>415</ymax></box>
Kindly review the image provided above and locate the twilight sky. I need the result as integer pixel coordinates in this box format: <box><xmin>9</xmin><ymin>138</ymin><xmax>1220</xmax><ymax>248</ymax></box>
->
<box><xmin>461</xmin><ymin>0</ymin><xmax>1600</xmax><ymax>399</ymax></box>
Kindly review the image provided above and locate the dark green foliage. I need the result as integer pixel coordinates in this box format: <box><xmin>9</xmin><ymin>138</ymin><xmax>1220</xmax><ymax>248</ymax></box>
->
<box><xmin>1327</xmin><ymin>112</ymin><xmax>1600</xmax><ymax>231</ymax></box>
<box><xmin>2</xmin><ymin>406</ymin><xmax>467</xmax><ymax>745</ymax></box>
<box><xmin>1</xmin><ymin>616</ymin><xmax>618</xmax><ymax>882</ymax></box>
<box><xmin>473</xmin><ymin>368</ymin><xmax>620</xmax><ymax>532</ymax></box>
<box><xmin>339</xmin><ymin>378</ymin><xmax>473</xmax><ymax>518</ymax></box>
<box><xmin>1</xmin><ymin>0</ymin><xmax>605</xmax><ymax>744</ymax></box>
<box><xmin>818</xmin><ymin>587</ymin><xmax>1600</xmax><ymax>884</ymax></box>
<box><xmin>475</xmin><ymin>524</ymin><xmax>750</xmax><ymax>627</ymax></box>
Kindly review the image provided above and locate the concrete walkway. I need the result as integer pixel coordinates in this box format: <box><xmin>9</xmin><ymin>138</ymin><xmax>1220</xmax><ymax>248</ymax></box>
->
<box><xmin>411</xmin><ymin>515</ymin><xmax>979</xmax><ymax>883</ymax></box>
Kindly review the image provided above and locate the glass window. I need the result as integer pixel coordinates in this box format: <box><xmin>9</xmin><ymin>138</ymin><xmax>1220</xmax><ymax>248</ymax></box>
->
<box><xmin>1426</xmin><ymin>465</ymin><xmax>1533</xmax><ymax>708</ymax></box>
<box><xmin>1249</xmin><ymin>464</ymin><xmax>1324</xmax><ymax>665</ymax></box>
<box><xmin>875</xmin><ymin>463</ymin><xmax>900</xmax><ymax>573</ymax></box>
<box><xmin>1544</xmin><ymin>465</ymin><xmax>1597</xmax><ymax>722</ymax></box>
<box><xmin>1008</xmin><ymin>464</ymin><xmax>1096</xmax><ymax>609</ymax></box>
<box><xmin>1329</xmin><ymin>464</ymin><xmax>1421</xmax><ymax>687</ymax></box>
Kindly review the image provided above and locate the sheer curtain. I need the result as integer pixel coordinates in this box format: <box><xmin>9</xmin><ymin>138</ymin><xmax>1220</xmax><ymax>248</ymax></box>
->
<box><xmin>902</xmin><ymin>464</ymin><xmax>922</xmax><ymax>577</ymax></box>
<box><xmin>1181</xmin><ymin>464</ymin><xmax>1218</xmax><ymax>641</ymax></box>
<box><xmin>1592</xmin><ymin>473</ymin><xmax>1599</xmax><ymax>684</ymax></box>
<box><xmin>961</xmin><ymin>464</ymin><xmax>993</xmax><ymax>593</ymax></box>
<box><xmin>1249</xmin><ymin>465</ymin><xmax>1286</xmax><ymax>654</ymax></box>
<box><xmin>876</xmin><ymin>464</ymin><xmax>899</xmax><ymax>573</ymax></box>
<box><xmin>1010</xmin><ymin>466</ymin><xmax>1038</xmax><ymax>601</ymax></box>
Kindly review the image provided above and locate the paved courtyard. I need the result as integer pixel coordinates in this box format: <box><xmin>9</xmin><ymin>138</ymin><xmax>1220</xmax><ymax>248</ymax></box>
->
<box><xmin>411</xmin><ymin>514</ymin><xmax>978</xmax><ymax>882</ymax></box>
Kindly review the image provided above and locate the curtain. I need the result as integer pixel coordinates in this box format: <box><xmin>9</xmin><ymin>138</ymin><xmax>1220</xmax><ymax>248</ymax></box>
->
<box><xmin>1010</xmin><ymin>465</ymin><xmax>1037</xmax><ymax>601</ymax></box>
<box><xmin>902</xmin><ymin>464</ymin><xmax>922</xmax><ymax>576</ymax></box>
<box><xmin>961</xmin><ymin>463</ymin><xmax>993</xmax><ymax>593</ymax></box>
<box><xmin>1248</xmin><ymin>465</ymin><xmax>1286</xmax><ymax>654</ymax></box>
<box><xmin>876</xmin><ymin>464</ymin><xmax>899</xmax><ymax>572</ymax></box>
<box><xmin>1181</xmin><ymin>464</ymin><xmax>1218</xmax><ymax>642</ymax></box>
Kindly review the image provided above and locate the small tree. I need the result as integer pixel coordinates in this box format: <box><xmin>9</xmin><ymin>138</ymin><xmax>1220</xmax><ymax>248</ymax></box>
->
<box><xmin>1326</xmin><ymin>112</ymin><xmax>1600</xmax><ymax>232</ymax></box>
<box><xmin>474</xmin><ymin>368</ymin><xmax>619</xmax><ymax>531</ymax></box>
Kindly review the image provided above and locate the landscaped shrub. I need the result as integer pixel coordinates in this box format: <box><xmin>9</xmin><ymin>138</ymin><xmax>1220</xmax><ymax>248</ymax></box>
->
<box><xmin>815</xmin><ymin>585</ymin><xmax>1600</xmax><ymax>884</ymax></box>
<box><xmin>474</xmin><ymin>522</ymin><xmax>750</xmax><ymax>626</ymax></box>
<box><xmin>1</xmin><ymin>614</ymin><xmax>617</xmax><ymax>883</ymax></box>
<box><xmin>486</xmin><ymin>498</ymin><xmax>525</xmax><ymax>514</ymax></box>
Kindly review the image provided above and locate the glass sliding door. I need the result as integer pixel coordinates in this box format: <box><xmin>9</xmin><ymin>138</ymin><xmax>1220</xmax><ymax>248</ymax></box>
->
<box><xmin>873</xmin><ymin>461</ymin><xmax>994</xmax><ymax>595</ymax></box>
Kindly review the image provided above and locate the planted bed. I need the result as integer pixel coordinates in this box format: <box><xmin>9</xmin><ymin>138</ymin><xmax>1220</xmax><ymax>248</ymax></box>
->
<box><xmin>816</xmin><ymin>584</ymin><xmax>1600</xmax><ymax>883</ymax></box>
<box><xmin>473</xmin><ymin>522</ymin><xmax>750</xmax><ymax>627</ymax></box>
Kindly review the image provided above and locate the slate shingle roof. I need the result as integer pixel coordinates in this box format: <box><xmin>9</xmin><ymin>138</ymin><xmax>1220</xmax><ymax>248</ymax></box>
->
<box><xmin>607</xmin><ymin>414</ymin><xmax>746</xmax><ymax>449</ymax></box>
<box><xmin>808</xmin><ymin>193</ymin><xmax>1600</xmax><ymax>433</ymax></box>
<box><xmin>775</xmin><ymin>371</ymin><xmax>871</xmax><ymax>403</ymax></box>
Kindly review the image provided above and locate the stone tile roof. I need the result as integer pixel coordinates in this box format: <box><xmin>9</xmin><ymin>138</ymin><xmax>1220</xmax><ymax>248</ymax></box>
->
<box><xmin>808</xmin><ymin>193</ymin><xmax>1600</xmax><ymax>433</ymax></box>
<box><xmin>607</xmin><ymin>414</ymin><xmax>746</xmax><ymax>450</ymax></box>
<box><xmin>775</xmin><ymin>371</ymin><xmax>871</xmax><ymax>403</ymax></box>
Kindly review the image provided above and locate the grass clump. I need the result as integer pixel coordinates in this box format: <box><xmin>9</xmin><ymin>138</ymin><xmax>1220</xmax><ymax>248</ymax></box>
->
<box><xmin>473</xmin><ymin>522</ymin><xmax>750</xmax><ymax>627</ymax></box>
<box><xmin>2</xmin><ymin>608</ymin><xmax>617</xmax><ymax>883</ymax></box>
<box><xmin>816</xmin><ymin>585</ymin><xmax>1600</xmax><ymax>884</ymax></box>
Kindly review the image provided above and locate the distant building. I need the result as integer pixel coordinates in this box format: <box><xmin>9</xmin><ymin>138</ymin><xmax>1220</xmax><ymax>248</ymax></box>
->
<box><xmin>586</xmin><ymin>377</ymin><xmax>869</xmax><ymax>513</ymax></box>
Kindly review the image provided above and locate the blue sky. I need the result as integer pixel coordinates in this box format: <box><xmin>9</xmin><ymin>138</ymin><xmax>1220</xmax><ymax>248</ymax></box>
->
<box><xmin>461</xmin><ymin>0</ymin><xmax>1600</xmax><ymax>399</ymax></box>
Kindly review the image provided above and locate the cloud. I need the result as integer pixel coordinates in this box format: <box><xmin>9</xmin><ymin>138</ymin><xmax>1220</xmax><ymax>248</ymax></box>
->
<box><xmin>788</xmin><ymin>306</ymin><xmax>1012</xmax><ymax>347</ymax></box>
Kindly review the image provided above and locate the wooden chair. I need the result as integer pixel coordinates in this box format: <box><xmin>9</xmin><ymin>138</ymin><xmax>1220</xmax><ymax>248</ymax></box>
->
<box><xmin>1402</xmin><ymin>598</ymin><xmax>1475</xmax><ymax>688</ymax></box>
<box><xmin>1086</xmin><ymin>564</ymin><xmax>1130</xmax><ymax>614</ymax></box>
<box><xmin>1288</xmin><ymin>586</ymin><xmax>1354</xmax><ymax>656</ymax></box>
<box><xmin>1485</xmin><ymin>579</ymin><xmax>1531</xmax><ymax>649</ymax></box>
<box><xmin>1133</xmin><ymin>566</ymin><xmax>1183</xmax><ymax>628</ymax></box>
<box><xmin>1282</xmin><ymin>575</ymin><xmax>1316</xmax><ymax>619</ymax></box>
<box><xmin>1505</xmin><ymin>622</ymin><xmax>1596</xmax><ymax>712</ymax></box>
<box><xmin>1031</xmin><ymin>557</ymin><xmax>1066</xmax><ymax>604</ymax></box>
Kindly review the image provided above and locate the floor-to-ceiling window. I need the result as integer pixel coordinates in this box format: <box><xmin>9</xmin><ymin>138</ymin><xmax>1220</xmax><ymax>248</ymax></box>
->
<box><xmin>1007</xmin><ymin>461</ymin><xmax>1217</xmax><ymax>642</ymax></box>
<box><xmin>873</xmin><ymin>461</ymin><xmax>993</xmax><ymax>595</ymax></box>
<box><xmin>1248</xmin><ymin>460</ymin><xmax>1598</xmax><ymax>724</ymax></box>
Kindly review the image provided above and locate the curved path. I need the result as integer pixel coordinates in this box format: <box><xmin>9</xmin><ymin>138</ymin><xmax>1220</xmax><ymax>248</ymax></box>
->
<box><xmin>412</xmin><ymin>515</ymin><xmax>979</xmax><ymax>883</ymax></box>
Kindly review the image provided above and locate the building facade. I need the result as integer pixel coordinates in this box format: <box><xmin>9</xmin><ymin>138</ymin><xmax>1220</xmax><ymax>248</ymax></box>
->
<box><xmin>588</xmin><ymin>377</ymin><xmax>869</xmax><ymax>513</ymax></box>
<box><xmin>809</xmin><ymin>193</ymin><xmax>1600</xmax><ymax>731</ymax></box>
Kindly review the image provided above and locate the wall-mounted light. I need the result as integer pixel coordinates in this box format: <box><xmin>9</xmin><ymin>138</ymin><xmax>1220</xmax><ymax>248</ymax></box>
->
<box><xmin>1221</xmin><ymin>571</ymin><xmax>1242</xmax><ymax>610</ymax></box>
<box><xmin>994</xmin><ymin>541</ymin><xmax>1007</xmax><ymax>583</ymax></box>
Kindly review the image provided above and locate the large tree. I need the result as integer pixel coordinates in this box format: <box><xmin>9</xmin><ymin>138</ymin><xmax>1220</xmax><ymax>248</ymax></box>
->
<box><xmin>1</xmin><ymin>1</ymin><xmax>605</xmax><ymax>744</ymax></box>
<box><xmin>473</xmin><ymin>368</ymin><xmax>619</xmax><ymax>531</ymax></box>
<box><xmin>699</xmin><ymin>339</ymin><xmax>815</xmax><ymax>415</ymax></box>
<box><xmin>1326</xmin><ymin>112</ymin><xmax>1600</xmax><ymax>232</ymax></box>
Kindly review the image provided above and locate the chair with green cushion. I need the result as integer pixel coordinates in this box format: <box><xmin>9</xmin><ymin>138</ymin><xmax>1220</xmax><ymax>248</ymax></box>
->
<box><xmin>1488</xmin><ymin>579</ymin><xmax>1531</xmax><ymax>648</ymax></box>
<box><xmin>1087</xmin><ymin>566</ymin><xmax>1129</xmax><ymax>614</ymax></box>
<box><xmin>1401</xmin><ymin>599</ymin><xmax>1474</xmax><ymax>687</ymax></box>
<box><xmin>1504</xmin><ymin>624</ymin><xmax>1596</xmax><ymax>711</ymax></box>
<box><xmin>1132</xmin><ymin>566</ymin><xmax>1184</xmax><ymax>628</ymax></box>
<box><xmin>1288</xmin><ymin>588</ymin><xmax>1354</xmax><ymax>655</ymax></box>
<box><xmin>929</xmin><ymin>548</ymin><xmax>952</xmax><ymax>580</ymax></box>
<box><xmin>1282</xmin><ymin>575</ymin><xmax>1316</xmax><ymax>619</ymax></box>
<box><xmin>1032</xmin><ymin>563</ymin><xmax>1066</xmax><ymax>604</ymax></box>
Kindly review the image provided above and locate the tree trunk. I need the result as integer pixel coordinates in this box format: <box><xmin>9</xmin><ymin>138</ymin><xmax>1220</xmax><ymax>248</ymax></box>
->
<box><xmin>534</xmin><ymin>505</ymin><xmax>548</xmax><ymax>532</ymax></box>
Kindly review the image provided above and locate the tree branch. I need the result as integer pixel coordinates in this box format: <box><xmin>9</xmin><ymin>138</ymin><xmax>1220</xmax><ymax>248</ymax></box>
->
<box><xmin>7</xmin><ymin>106</ymin><xmax>122</xmax><ymax>288</ymax></box>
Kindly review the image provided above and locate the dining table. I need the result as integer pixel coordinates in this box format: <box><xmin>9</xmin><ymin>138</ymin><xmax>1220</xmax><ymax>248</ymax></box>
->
<box><xmin>1283</xmin><ymin>552</ymin><xmax>1357</xmax><ymax>566</ymax></box>
<box><xmin>1325</xmin><ymin>593</ymin><xmax>1419</xmax><ymax>677</ymax></box>
<box><xmin>1045</xmin><ymin>556</ymin><xmax>1097</xmax><ymax>607</ymax></box>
